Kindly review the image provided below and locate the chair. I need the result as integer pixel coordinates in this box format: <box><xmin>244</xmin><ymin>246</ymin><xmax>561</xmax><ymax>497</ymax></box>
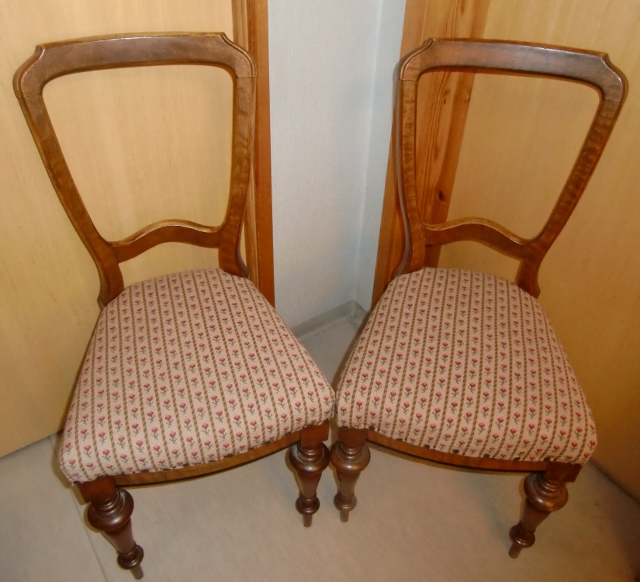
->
<box><xmin>14</xmin><ymin>33</ymin><xmax>334</xmax><ymax>578</ymax></box>
<box><xmin>331</xmin><ymin>38</ymin><xmax>627</xmax><ymax>557</ymax></box>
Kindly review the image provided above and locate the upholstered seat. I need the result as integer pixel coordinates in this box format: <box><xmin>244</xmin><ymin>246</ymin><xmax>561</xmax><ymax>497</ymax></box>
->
<box><xmin>336</xmin><ymin>267</ymin><xmax>596</xmax><ymax>465</ymax></box>
<box><xmin>14</xmin><ymin>33</ymin><xmax>335</xmax><ymax>577</ymax></box>
<box><xmin>330</xmin><ymin>38</ymin><xmax>627</xmax><ymax>561</ymax></box>
<box><xmin>61</xmin><ymin>269</ymin><xmax>333</xmax><ymax>483</ymax></box>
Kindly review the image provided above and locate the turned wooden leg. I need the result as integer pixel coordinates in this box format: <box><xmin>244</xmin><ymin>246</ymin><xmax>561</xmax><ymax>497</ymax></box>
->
<box><xmin>79</xmin><ymin>477</ymin><xmax>144</xmax><ymax>579</ymax></box>
<box><xmin>288</xmin><ymin>421</ymin><xmax>331</xmax><ymax>527</ymax></box>
<box><xmin>330</xmin><ymin>427</ymin><xmax>370</xmax><ymax>523</ymax></box>
<box><xmin>508</xmin><ymin>463</ymin><xmax>580</xmax><ymax>558</ymax></box>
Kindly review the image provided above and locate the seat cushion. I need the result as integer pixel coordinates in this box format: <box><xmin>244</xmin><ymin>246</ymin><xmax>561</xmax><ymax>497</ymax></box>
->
<box><xmin>59</xmin><ymin>269</ymin><xmax>334</xmax><ymax>483</ymax></box>
<box><xmin>336</xmin><ymin>268</ymin><xmax>597</xmax><ymax>465</ymax></box>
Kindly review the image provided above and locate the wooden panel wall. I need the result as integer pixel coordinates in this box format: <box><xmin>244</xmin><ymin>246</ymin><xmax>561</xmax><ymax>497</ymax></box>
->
<box><xmin>378</xmin><ymin>0</ymin><xmax>639</xmax><ymax>498</ymax></box>
<box><xmin>0</xmin><ymin>2</ymin><xmax>239</xmax><ymax>456</ymax></box>
<box><xmin>372</xmin><ymin>0</ymin><xmax>490</xmax><ymax>303</ymax></box>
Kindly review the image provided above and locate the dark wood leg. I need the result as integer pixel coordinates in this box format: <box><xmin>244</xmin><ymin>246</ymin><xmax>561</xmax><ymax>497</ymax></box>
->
<box><xmin>288</xmin><ymin>421</ymin><xmax>331</xmax><ymax>527</ymax></box>
<box><xmin>508</xmin><ymin>463</ymin><xmax>580</xmax><ymax>558</ymax></box>
<box><xmin>330</xmin><ymin>427</ymin><xmax>370</xmax><ymax>523</ymax></box>
<box><xmin>79</xmin><ymin>477</ymin><xmax>144</xmax><ymax>579</ymax></box>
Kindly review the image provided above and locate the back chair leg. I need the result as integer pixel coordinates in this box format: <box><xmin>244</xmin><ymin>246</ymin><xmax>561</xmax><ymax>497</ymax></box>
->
<box><xmin>330</xmin><ymin>427</ymin><xmax>370</xmax><ymax>522</ymax></box>
<box><xmin>509</xmin><ymin>463</ymin><xmax>579</xmax><ymax>558</ymax></box>
<box><xmin>288</xmin><ymin>421</ymin><xmax>331</xmax><ymax>527</ymax></box>
<box><xmin>79</xmin><ymin>477</ymin><xmax>144</xmax><ymax>579</ymax></box>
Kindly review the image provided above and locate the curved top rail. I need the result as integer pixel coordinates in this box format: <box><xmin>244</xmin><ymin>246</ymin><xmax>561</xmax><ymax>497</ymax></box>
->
<box><xmin>15</xmin><ymin>32</ymin><xmax>255</xmax><ymax>97</ymax></box>
<box><xmin>394</xmin><ymin>38</ymin><xmax>628</xmax><ymax>297</ymax></box>
<box><xmin>400</xmin><ymin>38</ymin><xmax>626</xmax><ymax>103</ymax></box>
<box><xmin>14</xmin><ymin>33</ymin><xmax>256</xmax><ymax>307</ymax></box>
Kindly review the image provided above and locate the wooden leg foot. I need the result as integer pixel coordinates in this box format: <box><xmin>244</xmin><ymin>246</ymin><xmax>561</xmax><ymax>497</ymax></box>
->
<box><xmin>330</xmin><ymin>427</ymin><xmax>370</xmax><ymax>522</ymax></box>
<box><xmin>288</xmin><ymin>422</ymin><xmax>330</xmax><ymax>527</ymax></box>
<box><xmin>79</xmin><ymin>477</ymin><xmax>144</xmax><ymax>577</ymax></box>
<box><xmin>508</xmin><ymin>467</ymin><xmax>571</xmax><ymax>558</ymax></box>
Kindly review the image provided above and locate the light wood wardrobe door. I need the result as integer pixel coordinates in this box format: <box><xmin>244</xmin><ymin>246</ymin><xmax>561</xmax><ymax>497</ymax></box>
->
<box><xmin>1</xmin><ymin>1</ymin><xmax>273</xmax><ymax>457</ymax></box>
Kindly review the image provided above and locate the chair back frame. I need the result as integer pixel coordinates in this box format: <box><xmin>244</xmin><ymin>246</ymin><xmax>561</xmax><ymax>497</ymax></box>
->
<box><xmin>395</xmin><ymin>38</ymin><xmax>627</xmax><ymax>297</ymax></box>
<box><xmin>14</xmin><ymin>33</ymin><xmax>256</xmax><ymax>308</ymax></box>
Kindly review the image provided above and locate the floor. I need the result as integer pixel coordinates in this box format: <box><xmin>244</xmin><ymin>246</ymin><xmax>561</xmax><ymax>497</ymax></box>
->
<box><xmin>1</xmin><ymin>304</ymin><xmax>639</xmax><ymax>581</ymax></box>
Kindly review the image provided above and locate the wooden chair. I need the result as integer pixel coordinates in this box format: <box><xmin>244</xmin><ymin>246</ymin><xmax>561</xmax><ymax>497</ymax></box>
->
<box><xmin>331</xmin><ymin>38</ymin><xmax>627</xmax><ymax>557</ymax></box>
<box><xmin>14</xmin><ymin>33</ymin><xmax>334</xmax><ymax>578</ymax></box>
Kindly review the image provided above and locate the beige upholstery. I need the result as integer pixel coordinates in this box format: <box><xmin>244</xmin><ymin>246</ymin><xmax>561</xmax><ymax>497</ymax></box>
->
<box><xmin>336</xmin><ymin>268</ymin><xmax>597</xmax><ymax>464</ymax></box>
<box><xmin>60</xmin><ymin>269</ymin><xmax>334</xmax><ymax>483</ymax></box>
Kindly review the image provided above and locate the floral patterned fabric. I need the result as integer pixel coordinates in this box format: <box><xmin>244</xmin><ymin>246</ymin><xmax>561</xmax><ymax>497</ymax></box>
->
<box><xmin>336</xmin><ymin>268</ymin><xmax>597</xmax><ymax>464</ymax></box>
<box><xmin>59</xmin><ymin>269</ymin><xmax>334</xmax><ymax>483</ymax></box>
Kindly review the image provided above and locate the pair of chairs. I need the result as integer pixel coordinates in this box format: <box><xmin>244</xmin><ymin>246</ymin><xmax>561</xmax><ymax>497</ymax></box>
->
<box><xmin>14</xmin><ymin>33</ymin><xmax>626</xmax><ymax>578</ymax></box>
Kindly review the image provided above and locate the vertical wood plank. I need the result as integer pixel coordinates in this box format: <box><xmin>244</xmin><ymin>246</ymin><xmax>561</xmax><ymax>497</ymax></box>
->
<box><xmin>232</xmin><ymin>0</ymin><xmax>275</xmax><ymax>305</ymax></box>
<box><xmin>371</xmin><ymin>0</ymin><xmax>490</xmax><ymax>304</ymax></box>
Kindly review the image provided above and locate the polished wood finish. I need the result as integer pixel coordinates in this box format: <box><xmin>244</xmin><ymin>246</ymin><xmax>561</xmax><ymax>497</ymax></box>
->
<box><xmin>395</xmin><ymin>39</ymin><xmax>627</xmax><ymax>298</ymax></box>
<box><xmin>330</xmin><ymin>427</ymin><xmax>370</xmax><ymax>523</ymax></box>
<box><xmin>372</xmin><ymin>0</ymin><xmax>490</xmax><ymax>305</ymax></box>
<box><xmin>288</xmin><ymin>422</ymin><xmax>331</xmax><ymax>527</ymax></box>
<box><xmin>335</xmin><ymin>38</ymin><xmax>627</xmax><ymax>556</ymax></box>
<box><xmin>14</xmin><ymin>32</ymin><xmax>327</xmax><ymax>576</ymax></box>
<box><xmin>80</xmin><ymin>477</ymin><xmax>144</xmax><ymax>579</ymax></box>
<box><xmin>508</xmin><ymin>464</ymin><xmax>578</xmax><ymax>558</ymax></box>
<box><xmin>14</xmin><ymin>33</ymin><xmax>256</xmax><ymax>309</ymax></box>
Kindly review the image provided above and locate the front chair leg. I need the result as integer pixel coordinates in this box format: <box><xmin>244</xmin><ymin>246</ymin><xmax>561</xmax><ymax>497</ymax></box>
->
<box><xmin>509</xmin><ymin>463</ymin><xmax>579</xmax><ymax>558</ymax></box>
<box><xmin>330</xmin><ymin>427</ymin><xmax>370</xmax><ymax>523</ymax></box>
<box><xmin>288</xmin><ymin>421</ymin><xmax>331</xmax><ymax>527</ymax></box>
<box><xmin>79</xmin><ymin>477</ymin><xmax>144</xmax><ymax>579</ymax></box>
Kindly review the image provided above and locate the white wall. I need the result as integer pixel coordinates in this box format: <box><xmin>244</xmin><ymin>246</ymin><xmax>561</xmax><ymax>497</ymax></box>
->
<box><xmin>355</xmin><ymin>0</ymin><xmax>405</xmax><ymax>309</ymax></box>
<box><xmin>269</xmin><ymin>0</ymin><xmax>405</xmax><ymax>326</ymax></box>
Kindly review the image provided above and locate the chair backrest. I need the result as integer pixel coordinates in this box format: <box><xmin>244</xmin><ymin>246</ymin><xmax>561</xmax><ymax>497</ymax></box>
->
<box><xmin>395</xmin><ymin>38</ymin><xmax>627</xmax><ymax>297</ymax></box>
<box><xmin>14</xmin><ymin>33</ymin><xmax>256</xmax><ymax>308</ymax></box>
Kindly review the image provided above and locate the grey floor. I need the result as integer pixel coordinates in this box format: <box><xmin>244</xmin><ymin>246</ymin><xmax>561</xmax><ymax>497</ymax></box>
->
<box><xmin>1</xmin><ymin>305</ymin><xmax>639</xmax><ymax>581</ymax></box>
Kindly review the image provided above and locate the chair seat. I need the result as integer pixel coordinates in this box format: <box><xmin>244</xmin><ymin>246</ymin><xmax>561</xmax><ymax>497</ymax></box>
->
<box><xmin>59</xmin><ymin>268</ymin><xmax>334</xmax><ymax>483</ymax></box>
<box><xmin>336</xmin><ymin>268</ymin><xmax>597</xmax><ymax>464</ymax></box>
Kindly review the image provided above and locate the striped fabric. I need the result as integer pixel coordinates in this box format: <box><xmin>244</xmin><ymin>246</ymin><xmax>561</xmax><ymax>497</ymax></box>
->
<box><xmin>59</xmin><ymin>269</ymin><xmax>334</xmax><ymax>483</ymax></box>
<box><xmin>336</xmin><ymin>268</ymin><xmax>597</xmax><ymax>464</ymax></box>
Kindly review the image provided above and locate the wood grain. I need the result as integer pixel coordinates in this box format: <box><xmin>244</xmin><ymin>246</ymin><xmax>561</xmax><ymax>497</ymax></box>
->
<box><xmin>442</xmin><ymin>0</ymin><xmax>640</xmax><ymax>500</ymax></box>
<box><xmin>14</xmin><ymin>33</ymin><xmax>256</xmax><ymax>306</ymax></box>
<box><xmin>15</xmin><ymin>32</ymin><xmax>330</xmax><ymax>572</ymax></box>
<box><xmin>232</xmin><ymin>0</ymin><xmax>275</xmax><ymax>305</ymax></box>
<box><xmin>395</xmin><ymin>39</ymin><xmax>626</xmax><ymax>298</ymax></box>
<box><xmin>332</xmin><ymin>37</ymin><xmax>627</xmax><ymax>556</ymax></box>
<box><xmin>0</xmin><ymin>0</ymin><xmax>235</xmax><ymax>457</ymax></box>
<box><xmin>372</xmin><ymin>0</ymin><xmax>490</xmax><ymax>304</ymax></box>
